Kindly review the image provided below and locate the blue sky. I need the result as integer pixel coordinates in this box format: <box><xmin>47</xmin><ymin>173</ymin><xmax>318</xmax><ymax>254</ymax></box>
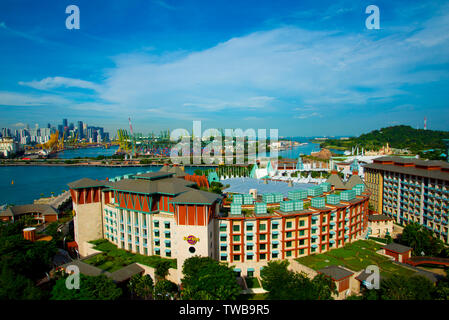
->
<box><xmin>0</xmin><ymin>0</ymin><xmax>448</xmax><ymax>137</ymax></box>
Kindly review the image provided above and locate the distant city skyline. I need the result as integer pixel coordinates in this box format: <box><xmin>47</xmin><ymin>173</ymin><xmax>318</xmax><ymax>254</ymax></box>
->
<box><xmin>1</xmin><ymin>0</ymin><xmax>449</xmax><ymax>136</ymax></box>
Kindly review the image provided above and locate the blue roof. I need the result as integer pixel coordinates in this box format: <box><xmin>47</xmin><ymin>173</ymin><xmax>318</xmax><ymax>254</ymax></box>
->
<box><xmin>222</xmin><ymin>177</ymin><xmax>315</xmax><ymax>196</ymax></box>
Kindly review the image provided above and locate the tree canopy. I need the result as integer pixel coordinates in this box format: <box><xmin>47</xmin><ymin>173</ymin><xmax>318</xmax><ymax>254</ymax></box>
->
<box><xmin>50</xmin><ymin>274</ymin><xmax>122</xmax><ymax>300</ymax></box>
<box><xmin>400</xmin><ymin>222</ymin><xmax>445</xmax><ymax>257</ymax></box>
<box><xmin>181</xmin><ymin>256</ymin><xmax>241</xmax><ymax>300</ymax></box>
<box><xmin>260</xmin><ymin>260</ymin><xmax>337</xmax><ymax>300</ymax></box>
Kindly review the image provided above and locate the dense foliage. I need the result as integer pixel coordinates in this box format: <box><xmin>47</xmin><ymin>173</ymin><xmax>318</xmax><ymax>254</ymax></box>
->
<box><xmin>260</xmin><ymin>260</ymin><xmax>337</xmax><ymax>300</ymax></box>
<box><xmin>181</xmin><ymin>256</ymin><xmax>241</xmax><ymax>300</ymax></box>
<box><xmin>320</xmin><ymin>125</ymin><xmax>449</xmax><ymax>155</ymax></box>
<box><xmin>128</xmin><ymin>274</ymin><xmax>154</xmax><ymax>300</ymax></box>
<box><xmin>0</xmin><ymin>220</ymin><xmax>57</xmax><ymax>300</ymax></box>
<box><xmin>50</xmin><ymin>274</ymin><xmax>122</xmax><ymax>300</ymax></box>
<box><xmin>399</xmin><ymin>222</ymin><xmax>447</xmax><ymax>257</ymax></box>
<box><xmin>349</xmin><ymin>274</ymin><xmax>449</xmax><ymax>300</ymax></box>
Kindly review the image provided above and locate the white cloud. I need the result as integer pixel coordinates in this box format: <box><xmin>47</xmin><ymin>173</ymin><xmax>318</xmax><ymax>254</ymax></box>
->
<box><xmin>0</xmin><ymin>91</ymin><xmax>69</xmax><ymax>106</ymax></box>
<box><xmin>12</xmin><ymin>3</ymin><xmax>449</xmax><ymax>120</ymax></box>
<box><xmin>19</xmin><ymin>77</ymin><xmax>100</xmax><ymax>91</ymax></box>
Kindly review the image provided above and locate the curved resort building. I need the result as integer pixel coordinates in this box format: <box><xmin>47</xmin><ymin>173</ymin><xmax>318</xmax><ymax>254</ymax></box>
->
<box><xmin>68</xmin><ymin>167</ymin><xmax>370</xmax><ymax>281</ymax></box>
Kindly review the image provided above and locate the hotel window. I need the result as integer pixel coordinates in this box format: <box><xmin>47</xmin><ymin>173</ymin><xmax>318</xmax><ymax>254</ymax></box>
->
<box><xmin>144</xmin><ymin>248</ymin><xmax>148</xmax><ymax>255</ymax></box>
<box><xmin>134</xmin><ymin>212</ymin><xmax>139</xmax><ymax>225</ymax></box>
<box><xmin>321</xmin><ymin>244</ymin><xmax>326</xmax><ymax>250</ymax></box>
<box><xmin>233</xmin><ymin>225</ymin><xmax>240</xmax><ymax>232</ymax></box>
<box><xmin>155</xmin><ymin>239</ymin><xmax>160</xmax><ymax>246</ymax></box>
<box><xmin>166</xmin><ymin>251</ymin><xmax>171</xmax><ymax>257</ymax></box>
<box><xmin>260</xmin><ymin>244</ymin><xmax>266</xmax><ymax>251</ymax></box>
<box><xmin>311</xmin><ymin>247</ymin><xmax>316</xmax><ymax>253</ymax></box>
<box><xmin>273</xmin><ymin>243</ymin><xmax>278</xmax><ymax>249</ymax></box>
<box><xmin>323</xmin><ymin>216</ymin><xmax>327</xmax><ymax>223</ymax></box>
<box><xmin>136</xmin><ymin>245</ymin><xmax>140</xmax><ymax>252</ymax></box>
<box><xmin>154</xmin><ymin>221</ymin><xmax>159</xmax><ymax>228</ymax></box>
<box><xmin>322</xmin><ymin>226</ymin><xmax>326</xmax><ymax>232</ymax></box>
<box><xmin>233</xmin><ymin>235</ymin><xmax>241</xmax><ymax>242</ymax></box>
<box><xmin>166</xmin><ymin>241</ymin><xmax>171</xmax><ymax>248</ymax></box>
<box><xmin>247</xmin><ymin>254</ymin><xmax>253</xmax><ymax>261</ymax></box>
<box><xmin>135</xmin><ymin>227</ymin><xmax>139</xmax><ymax>235</ymax></box>
<box><xmin>165</xmin><ymin>232</ymin><xmax>171</xmax><ymax>239</ymax></box>
<box><xmin>286</xmin><ymin>221</ymin><xmax>292</xmax><ymax>229</ymax></box>
<box><xmin>272</xmin><ymin>252</ymin><xmax>278</xmax><ymax>258</ymax></box>
<box><xmin>299</xmin><ymin>220</ymin><xmax>305</xmax><ymax>227</ymax></box>
<box><xmin>247</xmin><ymin>244</ymin><xmax>253</xmax><ymax>251</ymax></box>
<box><xmin>299</xmin><ymin>230</ymin><xmax>305</xmax><ymax>236</ymax></box>
<box><xmin>272</xmin><ymin>224</ymin><xmax>278</xmax><ymax>230</ymax></box>
<box><xmin>299</xmin><ymin>239</ymin><xmax>305</xmax><ymax>246</ymax></box>
<box><xmin>286</xmin><ymin>231</ymin><xmax>292</xmax><ymax>238</ymax></box>
<box><xmin>321</xmin><ymin>235</ymin><xmax>326</xmax><ymax>241</ymax></box>
<box><xmin>121</xmin><ymin>241</ymin><xmax>125</xmax><ymax>248</ymax></box>
<box><xmin>165</xmin><ymin>222</ymin><xmax>170</xmax><ymax>229</ymax></box>
<box><xmin>246</xmin><ymin>225</ymin><xmax>253</xmax><ymax>231</ymax></box>
<box><xmin>286</xmin><ymin>251</ymin><xmax>292</xmax><ymax>257</ymax></box>
<box><xmin>260</xmin><ymin>224</ymin><xmax>266</xmax><ymax>231</ymax></box>
<box><xmin>127</xmin><ymin>226</ymin><xmax>131</xmax><ymax>233</ymax></box>
<box><xmin>219</xmin><ymin>226</ymin><xmax>226</xmax><ymax>232</ymax></box>
<box><xmin>233</xmin><ymin>255</ymin><xmax>240</xmax><ymax>261</ymax></box>
<box><xmin>128</xmin><ymin>244</ymin><xmax>132</xmax><ymax>251</ymax></box>
<box><xmin>286</xmin><ymin>241</ymin><xmax>292</xmax><ymax>248</ymax></box>
<box><xmin>155</xmin><ymin>230</ymin><xmax>160</xmax><ymax>237</ymax></box>
<box><xmin>220</xmin><ymin>245</ymin><xmax>227</xmax><ymax>251</ymax></box>
<box><xmin>298</xmin><ymin>249</ymin><xmax>305</xmax><ymax>255</ymax></box>
<box><xmin>246</xmin><ymin>235</ymin><xmax>253</xmax><ymax>241</ymax></box>
<box><xmin>260</xmin><ymin>253</ymin><xmax>266</xmax><ymax>260</ymax></box>
<box><xmin>260</xmin><ymin>234</ymin><xmax>266</xmax><ymax>241</ymax></box>
<box><xmin>220</xmin><ymin>255</ymin><xmax>227</xmax><ymax>261</ymax></box>
<box><xmin>128</xmin><ymin>235</ymin><xmax>132</xmax><ymax>241</ymax></box>
<box><xmin>233</xmin><ymin>245</ymin><xmax>240</xmax><ymax>251</ymax></box>
<box><xmin>127</xmin><ymin>212</ymin><xmax>131</xmax><ymax>224</ymax></box>
<box><xmin>220</xmin><ymin>235</ymin><xmax>227</xmax><ymax>242</ymax></box>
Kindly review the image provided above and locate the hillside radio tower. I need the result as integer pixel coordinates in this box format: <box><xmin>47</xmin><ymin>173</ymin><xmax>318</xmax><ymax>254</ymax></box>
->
<box><xmin>424</xmin><ymin>117</ymin><xmax>427</xmax><ymax>130</ymax></box>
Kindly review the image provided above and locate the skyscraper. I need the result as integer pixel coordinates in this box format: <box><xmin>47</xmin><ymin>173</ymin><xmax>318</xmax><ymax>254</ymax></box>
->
<box><xmin>77</xmin><ymin>121</ymin><xmax>83</xmax><ymax>139</ymax></box>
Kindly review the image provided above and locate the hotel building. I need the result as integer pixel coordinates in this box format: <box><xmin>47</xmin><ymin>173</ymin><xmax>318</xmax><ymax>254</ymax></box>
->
<box><xmin>364</xmin><ymin>156</ymin><xmax>449</xmax><ymax>243</ymax></box>
<box><xmin>68</xmin><ymin>168</ymin><xmax>370</xmax><ymax>280</ymax></box>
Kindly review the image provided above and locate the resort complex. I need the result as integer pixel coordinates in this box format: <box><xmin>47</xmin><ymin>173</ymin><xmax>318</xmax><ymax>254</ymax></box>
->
<box><xmin>68</xmin><ymin>163</ymin><xmax>371</xmax><ymax>282</ymax></box>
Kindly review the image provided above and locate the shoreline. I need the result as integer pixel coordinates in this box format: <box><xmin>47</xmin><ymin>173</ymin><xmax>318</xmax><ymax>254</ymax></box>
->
<box><xmin>0</xmin><ymin>162</ymin><xmax>218</xmax><ymax>167</ymax></box>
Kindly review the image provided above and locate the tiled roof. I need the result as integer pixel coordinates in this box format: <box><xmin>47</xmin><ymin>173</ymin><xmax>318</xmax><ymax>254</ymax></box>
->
<box><xmin>318</xmin><ymin>265</ymin><xmax>354</xmax><ymax>281</ymax></box>
<box><xmin>383</xmin><ymin>242</ymin><xmax>412</xmax><ymax>254</ymax></box>
<box><xmin>0</xmin><ymin>204</ymin><xmax>58</xmax><ymax>217</ymax></box>
<box><xmin>67</xmin><ymin>178</ymin><xmax>111</xmax><ymax>189</ymax></box>
<box><xmin>171</xmin><ymin>189</ymin><xmax>222</xmax><ymax>204</ymax></box>
<box><xmin>368</xmin><ymin>214</ymin><xmax>392</xmax><ymax>222</ymax></box>
<box><xmin>363</xmin><ymin>162</ymin><xmax>449</xmax><ymax>181</ymax></box>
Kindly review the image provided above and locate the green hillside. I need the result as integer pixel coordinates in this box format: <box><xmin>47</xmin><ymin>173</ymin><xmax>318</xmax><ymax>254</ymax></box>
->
<box><xmin>320</xmin><ymin>125</ymin><xmax>449</xmax><ymax>154</ymax></box>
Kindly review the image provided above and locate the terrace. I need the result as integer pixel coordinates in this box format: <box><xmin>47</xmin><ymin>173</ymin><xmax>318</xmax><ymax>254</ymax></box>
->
<box><xmin>296</xmin><ymin>240</ymin><xmax>416</xmax><ymax>278</ymax></box>
<box><xmin>83</xmin><ymin>239</ymin><xmax>177</xmax><ymax>272</ymax></box>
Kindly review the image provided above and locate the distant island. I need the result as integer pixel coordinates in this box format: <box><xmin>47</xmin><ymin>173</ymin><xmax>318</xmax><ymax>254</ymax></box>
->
<box><xmin>313</xmin><ymin>125</ymin><xmax>449</xmax><ymax>160</ymax></box>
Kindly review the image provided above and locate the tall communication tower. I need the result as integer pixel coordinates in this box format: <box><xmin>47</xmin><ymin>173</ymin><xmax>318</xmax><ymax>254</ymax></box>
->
<box><xmin>424</xmin><ymin>117</ymin><xmax>427</xmax><ymax>130</ymax></box>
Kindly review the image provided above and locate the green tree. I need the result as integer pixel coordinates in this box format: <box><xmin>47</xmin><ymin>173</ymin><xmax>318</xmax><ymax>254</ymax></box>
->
<box><xmin>0</xmin><ymin>266</ymin><xmax>45</xmax><ymax>300</ymax></box>
<box><xmin>359</xmin><ymin>274</ymin><xmax>435</xmax><ymax>300</ymax></box>
<box><xmin>154</xmin><ymin>279</ymin><xmax>178</xmax><ymax>300</ymax></box>
<box><xmin>51</xmin><ymin>274</ymin><xmax>122</xmax><ymax>300</ymax></box>
<box><xmin>260</xmin><ymin>260</ymin><xmax>337</xmax><ymax>300</ymax></box>
<box><xmin>400</xmin><ymin>222</ymin><xmax>444</xmax><ymax>256</ymax></box>
<box><xmin>181</xmin><ymin>256</ymin><xmax>241</xmax><ymax>300</ymax></box>
<box><xmin>128</xmin><ymin>274</ymin><xmax>154</xmax><ymax>300</ymax></box>
<box><xmin>155</xmin><ymin>260</ymin><xmax>171</xmax><ymax>280</ymax></box>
